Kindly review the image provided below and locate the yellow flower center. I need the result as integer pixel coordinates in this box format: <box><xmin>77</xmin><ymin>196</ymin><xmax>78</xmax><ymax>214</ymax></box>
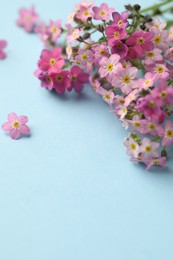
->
<box><xmin>104</xmin><ymin>94</ymin><xmax>110</xmax><ymax>99</ymax></box>
<box><xmin>153</xmin><ymin>159</ymin><xmax>159</xmax><ymax>165</ymax></box>
<box><xmin>146</xmin><ymin>51</ymin><xmax>154</xmax><ymax>58</ymax></box>
<box><xmin>160</xmin><ymin>90</ymin><xmax>167</xmax><ymax>98</ymax></box>
<box><xmin>156</xmin><ymin>66</ymin><xmax>164</xmax><ymax>74</ymax></box>
<box><xmin>114</xmin><ymin>31</ymin><xmax>119</xmax><ymax>39</ymax></box>
<box><xmin>130</xmin><ymin>143</ymin><xmax>136</xmax><ymax>150</ymax></box>
<box><xmin>166</xmin><ymin>130</ymin><xmax>173</xmax><ymax>138</ymax></box>
<box><xmin>145</xmin><ymin>145</ymin><xmax>152</xmax><ymax>152</ymax></box>
<box><xmin>154</xmin><ymin>36</ymin><xmax>161</xmax><ymax>44</ymax></box>
<box><xmin>46</xmin><ymin>76</ymin><xmax>51</xmax><ymax>83</ymax></box>
<box><xmin>107</xmin><ymin>63</ymin><xmax>113</xmax><ymax>71</ymax></box>
<box><xmin>99</xmin><ymin>10</ymin><xmax>106</xmax><ymax>16</ymax></box>
<box><xmin>13</xmin><ymin>121</ymin><xmax>20</xmax><ymax>128</ymax></box>
<box><xmin>149</xmin><ymin>101</ymin><xmax>155</xmax><ymax>108</ymax></box>
<box><xmin>149</xmin><ymin>123</ymin><xmax>155</xmax><ymax>130</ymax></box>
<box><xmin>99</xmin><ymin>49</ymin><xmax>105</xmax><ymax>55</ymax></box>
<box><xmin>49</xmin><ymin>58</ymin><xmax>56</xmax><ymax>66</ymax></box>
<box><xmin>134</xmin><ymin>122</ymin><xmax>141</xmax><ymax>127</ymax></box>
<box><xmin>83</xmin><ymin>11</ymin><xmax>89</xmax><ymax>16</ymax></box>
<box><xmin>123</xmin><ymin>76</ymin><xmax>130</xmax><ymax>84</ymax></box>
<box><xmin>81</xmin><ymin>54</ymin><xmax>88</xmax><ymax>60</ymax></box>
<box><xmin>118</xmin><ymin>20</ymin><xmax>123</xmax><ymax>26</ymax></box>
<box><xmin>56</xmin><ymin>75</ymin><xmax>63</xmax><ymax>82</ymax></box>
<box><xmin>52</xmin><ymin>26</ymin><xmax>57</xmax><ymax>33</ymax></box>
<box><xmin>144</xmin><ymin>79</ymin><xmax>151</xmax><ymax>86</ymax></box>
<box><xmin>137</xmin><ymin>37</ymin><xmax>145</xmax><ymax>45</ymax></box>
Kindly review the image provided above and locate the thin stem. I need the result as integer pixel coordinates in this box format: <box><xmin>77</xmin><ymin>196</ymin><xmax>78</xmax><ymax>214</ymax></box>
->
<box><xmin>140</xmin><ymin>0</ymin><xmax>172</xmax><ymax>13</ymax></box>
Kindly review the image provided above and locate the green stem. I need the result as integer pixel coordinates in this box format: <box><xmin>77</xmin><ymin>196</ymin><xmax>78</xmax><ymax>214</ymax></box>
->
<box><xmin>140</xmin><ymin>0</ymin><xmax>172</xmax><ymax>13</ymax></box>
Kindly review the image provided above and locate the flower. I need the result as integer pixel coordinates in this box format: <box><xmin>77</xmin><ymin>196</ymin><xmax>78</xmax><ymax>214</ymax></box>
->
<box><xmin>126</xmin><ymin>30</ymin><xmax>154</xmax><ymax>56</ymax></box>
<box><xmin>105</xmin><ymin>24</ymin><xmax>127</xmax><ymax>47</ymax></box>
<box><xmin>140</xmin><ymin>137</ymin><xmax>160</xmax><ymax>159</ymax></box>
<box><xmin>124</xmin><ymin>137</ymin><xmax>140</xmax><ymax>158</ymax></box>
<box><xmin>111</xmin><ymin>40</ymin><xmax>128</xmax><ymax>58</ymax></box>
<box><xmin>92</xmin><ymin>3</ymin><xmax>114</xmax><ymax>20</ymax></box>
<box><xmin>38</xmin><ymin>46</ymin><xmax>64</xmax><ymax>73</ymax></box>
<box><xmin>99</xmin><ymin>54</ymin><xmax>121</xmax><ymax>81</ymax></box>
<box><xmin>52</xmin><ymin>70</ymin><xmax>71</xmax><ymax>94</ymax></box>
<box><xmin>69</xmin><ymin>66</ymin><xmax>89</xmax><ymax>92</ymax></box>
<box><xmin>47</xmin><ymin>20</ymin><xmax>62</xmax><ymax>43</ymax></box>
<box><xmin>112</xmin><ymin>66</ymin><xmax>138</xmax><ymax>94</ymax></box>
<box><xmin>76</xmin><ymin>6</ymin><xmax>93</xmax><ymax>22</ymax></box>
<box><xmin>17</xmin><ymin>5</ymin><xmax>39</xmax><ymax>32</ymax></box>
<box><xmin>2</xmin><ymin>113</ymin><xmax>30</xmax><ymax>140</ymax></box>
<box><xmin>0</xmin><ymin>40</ymin><xmax>7</xmax><ymax>59</ymax></box>
<box><xmin>112</xmin><ymin>11</ymin><xmax>129</xmax><ymax>28</ymax></box>
<box><xmin>146</xmin><ymin>157</ymin><xmax>167</xmax><ymax>170</ymax></box>
<box><xmin>162</xmin><ymin>120</ymin><xmax>173</xmax><ymax>147</ymax></box>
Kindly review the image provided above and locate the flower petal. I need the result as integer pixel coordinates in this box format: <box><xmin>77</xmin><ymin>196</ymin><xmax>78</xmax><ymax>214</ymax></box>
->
<box><xmin>10</xmin><ymin>128</ymin><xmax>20</xmax><ymax>140</ymax></box>
<box><xmin>8</xmin><ymin>112</ymin><xmax>18</xmax><ymax>123</ymax></box>
<box><xmin>19</xmin><ymin>125</ymin><xmax>30</xmax><ymax>134</ymax></box>
<box><xmin>2</xmin><ymin>122</ymin><xmax>11</xmax><ymax>131</ymax></box>
<box><xmin>18</xmin><ymin>115</ymin><xmax>28</xmax><ymax>124</ymax></box>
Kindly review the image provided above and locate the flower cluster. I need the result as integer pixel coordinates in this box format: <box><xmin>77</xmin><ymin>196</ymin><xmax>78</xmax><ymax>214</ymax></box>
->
<box><xmin>17</xmin><ymin>0</ymin><xmax>173</xmax><ymax>170</ymax></box>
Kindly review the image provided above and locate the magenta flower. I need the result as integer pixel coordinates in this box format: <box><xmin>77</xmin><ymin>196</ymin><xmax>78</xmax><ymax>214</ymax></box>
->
<box><xmin>17</xmin><ymin>5</ymin><xmax>39</xmax><ymax>32</ymax></box>
<box><xmin>162</xmin><ymin>120</ymin><xmax>173</xmax><ymax>147</ymax></box>
<box><xmin>2</xmin><ymin>112</ymin><xmax>30</xmax><ymax>140</ymax></box>
<box><xmin>126</xmin><ymin>31</ymin><xmax>154</xmax><ymax>56</ymax></box>
<box><xmin>69</xmin><ymin>66</ymin><xmax>89</xmax><ymax>92</ymax></box>
<box><xmin>137</xmin><ymin>94</ymin><xmax>165</xmax><ymax>123</ymax></box>
<box><xmin>92</xmin><ymin>3</ymin><xmax>114</xmax><ymax>20</ymax></box>
<box><xmin>112</xmin><ymin>11</ymin><xmax>129</xmax><ymax>28</ymax></box>
<box><xmin>38</xmin><ymin>46</ymin><xmax>64</xmax><ymax>73</ymax></box>
<box><xmin>52</xmin><ymin>70</ymin><xmax>71</xmax><ymax>94</ymax></box>
<box><xmin>105</xmin><ymin>24</ymin><xmax>127</xmax><ymax>47</ymax></box>
<box><xmin>36</xmin><ymin>70</ymin><xmax>54</xmax><ymax>90</ymax></box>
<box><xmin>111</xmin><ymin>40</ymin><xmax>128</xmax><ymax>58</ymax></box>
<box><xmin>0</xmin><ymin>40</ymin><xmax>7</xmax><ymax>59</ymax></box>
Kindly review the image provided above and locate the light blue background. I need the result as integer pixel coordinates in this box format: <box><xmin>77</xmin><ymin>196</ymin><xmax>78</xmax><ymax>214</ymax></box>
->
<box><xmin>0</xmin><ymin>0</ymin><xmax>173</xmax><ymax>259</ymax></box>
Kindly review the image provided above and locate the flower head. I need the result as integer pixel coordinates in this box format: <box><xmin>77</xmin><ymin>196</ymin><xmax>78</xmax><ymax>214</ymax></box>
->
<box><xmin>17</xmin><ymin>5</ymin><xmax>39</xmax><ymax>32</ymax></box>
<box><xmin>92</xmin><ymin>3</ymin><xmax>114</xmax><ymax>20</ymax></box>
<box><xmin>2</xmin><ymin>113</ymin><xmax>30</xmax><ymax>140</ymax></box>
<box><xmin>0</xmin><ymin>40</ymin><xmax>7</xmax><ymax>59</ymax></box>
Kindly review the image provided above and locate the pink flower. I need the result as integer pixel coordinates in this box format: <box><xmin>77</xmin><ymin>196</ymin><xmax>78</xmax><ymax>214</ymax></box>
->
<box><xmin>105</xmin><ymin>24</ymin><xmax>127</xmax><ymax>47</ymax></box>
<box><xmin>34</xmin><ymin>20</ymin><xmax>49</xmax><ymax>43</ymax></box>
<box><xmin>17</xmin><ymin>5</ymin><xmax>39</xmax><ymax>32</ymax></box>
<box><xmin>111</xmin><ymin>40</ymin><xmax>128</xmax><ymax>58</ymax></box>
<box><xmin>145</xmin><ymin>48</ymin><xmax>163</xmax><ymax>65</ymax></box>
<box><xmin>137</xmin><ymin>94</ymin><xmax>165</xmax><ymax>123</ymax></box>
<box><xmin>75</xmin><ymin>0</ymin><xmax>94</xmax><ymax>9</ymax></box>
<box><xmin>126</xmin><ymin>31</ymin><xmax>154</xmax><ymax>56</ymax></box>
<box><xmin>146</xmin><ymin>63</ymin><xmax>169</xmax><ymax>80</ymax></box>
<box><xmin>112</xmin><ymin>11</ymin><xmax>129</xmax><ymax>28</ymax></box>
<box><xmin>151</xmin><ymin>80</ymin><xmax>173</xmax><ymax>106</ymax></box>
<box><xmin>67</xmin><ymin>27</ymin><xmax>82</xmax><ymax>43</ymax></box>
<box><xmin>92</xmin><ymin>43</ymin><xmax>109</xmax><ymax>64</ymax></box>
<box><xmin>137</xmin><ymin>72</ymin><xmax>155</xmax><ymax>89</ymax></box>
<box><xmin>35</xmin><ymin>70</ymin><xmax>54</xmax><ymax>90</ymax></box>
<box><xmin>151</xmin><ymin>27</ymin><xmax>168</xmax><ymax>50</ymax></box>
<box><xmin>96</xmin><ymin>87</ymin><xmax>115</xmax><ymax>106</ymax></box>
<box><xmin>0</xmin><ymin>40</ymin><xmax>7</xmax><ymax>59</ymax></box>
<box><xmin>76</xmin><ymin>6</ymin><xmax>93</xmax><ymax>22</ymax></box>
<box><xmin>99</xmin><ymin>54</ymin><xmax>121</xmax><ymax>81</ymax></box>
<box><xmin>162</xmin><ymin>120</ymin><xmax>173</xmax><ymax>147</ymax></box>
<box><xmin>2</xmin><ymin>112</ymin><xmax>30</xmax><ymax>140</ymax></box>
<box><xmin>124</xmin><ymin>137</ymin><xmax>140</xmax><ymax>158</ymax></box>
<box><xmin>47</xmin><ymin>20</ymin><xmax>62</xmax><ymax>43</ymax></box>
<box><xmin>38</xmin><ymin>46</ymin><xmax>64</xmax><ymax>73</ymax></box>
<box><xmin>52</xmin><ymin>70</ymin><xmax>71</xmax><ymax>94</ymax></box>
<box><xmin>140</xmin><ymin>137</ymin><xmax>160</xmax><ymax>159</ymax></box>
<box><xmin>112</xmin><ymin>67</ymin><xmax>138</xmax><ymax>94</ymax></box>
<box><xmin>92</xmin><ymin>3</ymin><xmax>114</xmax><ymax>20</ymax></box>
<box><xmin>146</xmin><ymin>156</ymin><xmax>167</xmax><ymax>170</ymax></box>
<box><xmin>140</xmin><ymin>120</ymin><xmax>164</xmax><ymax>136</ymax></box>
<box><xmin>69</xmin><ymin>66</ymin><xmax>89</xmax><ymax>92</ymax></box>
<box><xmin>75</xmin><ymin>48</ymin><xmax>94</xmax><ymax>66</ymax></box>
<box><xmin>165</xmin><ymin>47</ymin><xmax>173</xmax><ymax>62</ymax></box>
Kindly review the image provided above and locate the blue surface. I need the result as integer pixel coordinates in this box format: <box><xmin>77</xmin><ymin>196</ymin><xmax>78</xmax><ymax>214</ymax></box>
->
<box><xmin>0</xmin><ymin>0</ymin><xmax>173</xmax><ymax>259</ymax></box>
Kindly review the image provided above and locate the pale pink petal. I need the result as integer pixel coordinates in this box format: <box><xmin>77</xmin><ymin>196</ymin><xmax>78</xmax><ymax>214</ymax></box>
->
<box><xmin>10</xmin><ymin>128</ymin><xmax>20</xmax><ymax>139</ymax></box>
<box><xmin>19</xmin><ymin>125</ymin><xmax>30</xmax><ymax>134</ymax></box>
<box><xmin>18</xmin><ymin>116</ymin><xmax>28</xmax><ymax>124</ymax></box>
<box><xmin>8</xmin><ymin>112</ymin><xmax>18</xmax><ymax>123</ymax></box>
<box><xmin>2</xmin><ymin>122</ymin><xmax>12</xmax><ymax>131</ymax></box>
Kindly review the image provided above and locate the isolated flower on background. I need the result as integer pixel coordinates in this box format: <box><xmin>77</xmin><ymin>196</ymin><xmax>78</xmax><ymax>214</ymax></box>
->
<box><xmin>0</xmin><ymin>40</ymin><xmax>7</xmax><ymax>59</ymax></box>
<box><xmin>17</xmin><ymin>5</ymin><xmax>39</xmax><ymax>32</ymax></box>
<box><xmin>2</xmin><ymin>113</ymin><xmax>30</xmax><ymax>140</ymax></box>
